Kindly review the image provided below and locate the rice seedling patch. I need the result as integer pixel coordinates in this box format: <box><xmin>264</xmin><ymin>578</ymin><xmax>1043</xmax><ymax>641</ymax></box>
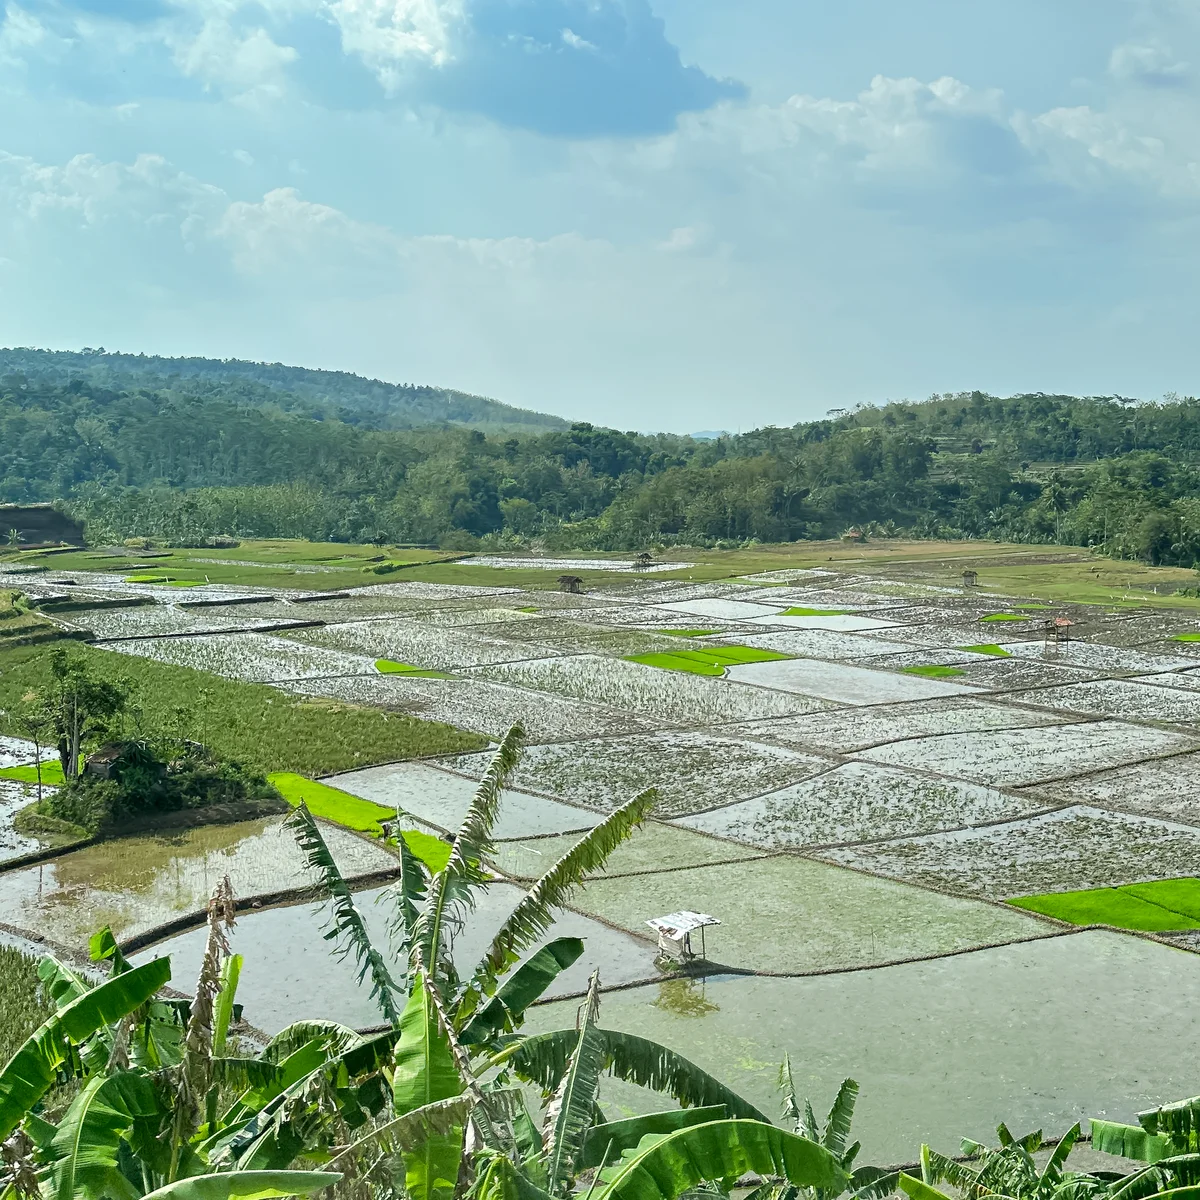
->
<box><xmin>724</xmin><ymin>697</ymin><xmax>1069</xmax><ymax>755</ymax></box>
<box><xmin>0</xmin><ymin>942</ymin><xmax>54</xmax><ymax>1067</ymax></box>
<box><xmin>743</xmin><ymin>613</ymin><xmax>903</xmax><ymax>632</ymax></box>
<box><xmin>1009</xmin><ymin>878</ymin><xmax>1200</xmax><ymax>931</ymax></box>
<box><xmin>374</xmin><ymin>659</ymin><xmax>453</xmax><ymax>678</ymax></box>
<box><xmin>900</xmin><ymin>665</ymin><xmax>966</xmax><ymax>678</ymax></box>
<box><xmin>678</xmin><ymin>761</ymin><xmax>1041</xmax><ymax>848</ymax></box>
<box><xmin>1001</xmin><ymin>639</ymin><xmax>1196</xmax><ymax>673</ymax></box>
<box><xmin>288</xmin><ymin>618</ymin><xmax>558</xmax><ymax>670</ymax></box>
<box><xmin>1016</xmin><ymin>678</ymin><xmax>1200</xmax><ymax>724</ymax></box>
<box><xmin>660</xmin><ymin>628</ymin><xmax>720</xmax><ymax>638</ymax></box>
<box><xmin>470</xmin><ymin>654</ymin><xmax>827</xmax><ymax>725</ymax></box>
<box><xmin>981</xmin><ymin>613</ymin><xmax>1029</xmax><ymax>623</ymax></box>
<box><xmin>858</xmin><ymin>720</ymin><xmax>1194</xmax><ymax>786</ymax></box>
<box><xmin>654</xmin><ymin>597</ymin><xmax>787</xmax><ymax>621</ymax></box>
<box><xmin>625</xmin><ymin>645</ymin><xmax>792</xmax><ymax>677</ymax></box>
<box><xmin>327</xmin><ymin>760</ymin><xmax>601</xmax><ymax>837</ymax></box>
<box><xmin>735</xmin><ymin>629</ymin><xmax>924</xmax><ymax>660</ymax></box>
<box><xmin>725</xmin><ymin>657</ymin><xmax>978</xmax><ymax>704</ymax></box>
<box><xmin>268</xmin><ymin>771</ymin><xmax>397</xmax><ymax>835</ymax></box>
<box><xmin>135</xmin><ymin>878</ymin><xmax>659</xmax><ymax>1032</ymax></box>
<box><xmin>961</xmin><ymin>643</ymin><xmax>1011</xmax><ymax>656</ymax></box>
<box><xmin>293</xmin><ymin>672</ymin><xmax>648</xmax><ymax>741</ymax></box>
<box><xmin>101</xmin><ymin>631</ymin><xmax>377</xmax><ymax>683</ymax></box>
<box><xmin>524</xmin><ymin>931</ymin><xmax>1200</xmax><ymax>1165</ymax></box>
<box><xmin>446</xmin><ymin>731</ymin><xmax>833</xmax><ymax>816</ymax></box>
<box><xmin>570</xmin><ymin>854</ymin><xmax>1042</xmax><ymax>973</ymax></box>
<box><xmin>1176</xmin><ymin>633</ymin><xmax>1200</xmax><ymax>642</ymax></box>
<box><xmin>780</xmin><ymin>607</ymin><xmax>849</xmax><ymax>617</ymax></box>
<box><xmin>0</xmin><ymin>816</ymin><xmax>394</xmax><ymax>948</ymax></box>
<box><xmin>825</xmin><ymin>806</ymin><xmax>1200</xmax><ymax>897</ymax></box>
<box><xmin>0</xmin><ymin>760</ymin><xmax>66</xmax><ymax>785</ymax></box>
<box><xmin>1023</xmin><ymin>751</ymin><xmax>1200</xmax><ymax>824</ymax></box>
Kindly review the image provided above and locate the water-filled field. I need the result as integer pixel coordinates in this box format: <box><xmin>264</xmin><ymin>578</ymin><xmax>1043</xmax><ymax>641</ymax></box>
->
<box><xmin>3</xmin><ymin>553</ymin><xmax>1200</xmax><ymax>1168</ymax></box>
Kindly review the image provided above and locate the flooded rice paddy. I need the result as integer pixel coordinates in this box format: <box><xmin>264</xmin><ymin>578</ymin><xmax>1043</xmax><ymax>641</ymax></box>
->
<box><xmin>5</xmin><ymin>564</ymin><xmax>1200</xmax><ymax>1156</ymax></box>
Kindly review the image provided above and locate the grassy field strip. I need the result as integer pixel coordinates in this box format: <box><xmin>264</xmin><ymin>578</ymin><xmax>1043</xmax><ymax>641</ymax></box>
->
<box><xmin>0</xmin><ymin>761</ymin><xmax>66</xmax><ymax>785</ymax></box>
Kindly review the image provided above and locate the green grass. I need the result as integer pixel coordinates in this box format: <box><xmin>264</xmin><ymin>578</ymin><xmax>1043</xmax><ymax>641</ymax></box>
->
<box><xmin>660</xmin><ymin>629</ymin><xmax>720</xmax><ymax>638</ymax></box>
<box><xmin>980</xmin><ymin>613</ymin><xmax>1029</xmax><ymax>622</ymax></box>
<box><xmin>0</xmin><ymin>944</ymin><xmax>54</xmax><ymax>1066</ymax></box>
<box><xmin>269</xmin><ymin>771</ymin><xmax>452</xmax><ymax>868</ymax></box>
<box><xmin>899</xmin><ymin>665</ymin><xmax>966</xmax><ymax>678</ymax></box>
<box><xmin>959</xmin><ymin>644</ymin><xmax>1012</xmax><ymax>656</ymax></box>
<box><xmin>515</xmin><ymin>606</ymin><xmax>540</xmax><ymax>613</ymax></box>
<box><xmin>780</xmin><ymin>607</ymin><xmax>848</xmax><ymax>617</ymax></box>
<box><xmin>1174</xmin><ymin>633</ymin><xmax>1200</xmax><ymax>642</ymax></box>
<box><xmin>375</xmin><ymin>659</ymin><xmax>453</xmax><ymax>678</ymax></box>
<box><xmin>0</xmin><ymin>760</ymin><xmax>66</xmax><ymax>785</ymax></box>
<box><xmin>626</xmin><ymin>645</ymin><xmax>792</xmax><ymax>676</ymax></box>
<box><xmin>1014</xmin><ymin>603</ymin><xmax>1052</xmax><ymax>610</ymax></box>
<box><xmin>1009</xmin><ymin>878</ymin><xmax>1200</xmax><ymax>931</ymax></box>
<box><xmin>0</xmin><ymin>643</ymin><xmax>485</xmax><ymax>777</ymax></box>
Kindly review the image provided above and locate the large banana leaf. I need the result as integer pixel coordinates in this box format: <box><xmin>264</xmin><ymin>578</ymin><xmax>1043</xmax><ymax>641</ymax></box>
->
<box><xmin>823</xmin><ymin>1079</ymin><xmax>859</xmax><ymax>1158</ymax></box>
<box><xmin>474</xmin><ymin>1153</ymin><xmax>555</xmax><ymax>1200</ymax></box>
<box><xmin>500</xmin><ymin>1028</ymin><xmax>770</xmax><ymax>1123</ymax></box>
<box><xmin>259</xmin><ymin>1022</ymin><xmax>363</xmax><ymax>1064</ymax></box>
<box><xmin>543</xmin><ymin>973</ymin><xmax>605</xmax><ymax>1194</ymax></box>
<box><xmin>456</xmin><ymin>789</ymin><xmax>654</xmax><ymax>1027</ymax></box>
<box><xmin>287</xmin><ymin>804</ymin><xmax>402</xmax><ymax>1026</ymax></box>
<box><xmin>392</xmin><ymin>974</ymin><xmax>466</xmax><ymax>1200</ymax></box>
<box><xmin>45</xmin><ymin>1070</ymin><xmax>167</xmax><ymax>1200</ymax></box>
<box><xmin>593</xmin><ymin>1119</ymin><xmax>847</xmax><ymax>1200</ymax></box>
<box><xmin>460</xmin><ymin>939</ymin><xmax>584</xmax><ymax>1046</ymax></box>
<box><xmin>0</xmin><ymin>956</ymin><xmax>171</xmax><ymax>1141</ymax></box>
<box><xmin>899</xmin><ymin>1174</ymin><xmax>957</xmax><ymax>1200</ymax></box>
<box><xmin>1092</xmin><ymin>1121</ymin><xmax>1174</xmax><ymax>1164</ymax></box>
<box><xmin>139</xmin><ymin>1170</ymin><xmax>341</xmax><ymax>1200</ymax></box>
<box><xmin>414</xmin><ymin>724</ymin><xmax>524</xmax><ymax>980</ymax></box>
<box><xmin>1109</xmin><ymin>1157</ymin><xmax>1200</xmax><ymax>1200</ymax></box>
<box><xmin>383</xmin><ymin>827</ymin><xmax>432</xmax><ymax>978</ymax></box>
<box><xmin>582</xmin><ymin>1107</ymin><xmax>728</xmax><ymax>1169</ymax></box>
<box><xmin>1140</xmin><ymin>1099</ymin><xmax>1200</xmax><ymax>1150</ymax></box>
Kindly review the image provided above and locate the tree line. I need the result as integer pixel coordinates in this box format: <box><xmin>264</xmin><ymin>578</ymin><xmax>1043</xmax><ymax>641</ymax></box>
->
<box><xmin>5</xmin><ymin>363</ymin><xmax>1200</xmax><ymax>565</ymax></box>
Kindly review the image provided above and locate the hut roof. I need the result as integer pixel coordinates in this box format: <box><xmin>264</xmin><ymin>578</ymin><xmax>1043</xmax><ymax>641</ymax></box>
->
<box><xmin>646</xmin><ymin>911</ymin><xmax>720</xmax><ymax>938</ymax></box>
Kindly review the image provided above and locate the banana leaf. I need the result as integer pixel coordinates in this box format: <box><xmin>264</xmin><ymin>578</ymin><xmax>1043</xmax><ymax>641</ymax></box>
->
<box><xmin>0</xmin><ymin>956</ymin><xmax>171</xmax><ymax>1141</ymax></box>
<box><xmin>139</xmin><ymin>1170</ymin><xmax>341</xmax><ymax>1200</ymax></box>
<box><xmin>392</xmin><ymin>975</ymin><xmax>465</xmax><ymax>1200</ymax></box>
<box><xmin>460</xmin><ymin>939</ymin><xmax>584</xmax><ymax>1046</ymax></box>
<box><xmin>593</xmin><ymin>1120</ymin><xmax>847</xmax><ymax>1200</ymax></box>
<box><xmin>1093</xmin><ymin>1122</ymin><xmax>1176</xmax><ymax>1165</ymax></box>
<box><xmin>44</xmin><ymin>1070</ymin><xmax>167</xmax><ymax>1200</ymax></box>
<box><xmin>899</xmin><ymin>1174</ymin><xmax>956</xmax><ymax>1200</ymax></box>
<box><xmin>582</xmin><ymin>1107</ymin><xmax>728</xmax><ymax>1169</ymax></box>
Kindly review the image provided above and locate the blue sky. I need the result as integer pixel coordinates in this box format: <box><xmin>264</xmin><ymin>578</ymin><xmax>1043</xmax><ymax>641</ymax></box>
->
<box><xmin>1</xmin><ymin>0</ymin><xmax>1198</xmax><ymax>430</ymax></box>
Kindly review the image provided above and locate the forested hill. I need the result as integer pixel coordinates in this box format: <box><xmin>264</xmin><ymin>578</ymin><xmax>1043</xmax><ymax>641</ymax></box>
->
<box><xmin>5</xmin><ymin>369</ymin><xmax>1200</xmax><ymax>567</ymax></box>
<box><xmin>0</xmin><ymin>348</ymin><xmax>570</xmax><ymax>433</ymax></box>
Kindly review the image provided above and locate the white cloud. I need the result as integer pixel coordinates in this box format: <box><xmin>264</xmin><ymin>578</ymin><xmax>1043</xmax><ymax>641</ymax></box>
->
<box><xmin>171</xmin><ymin>19</ymin><xmax>298</xmax><ymax>97</ymax></box>
<box><xmin>1110</xmin><ymin>41</ymin><xmax>1189</xmax><ymax>85</ymax></box>
<box><xmin>324</xmin><ymin>0</ymin><xmax>464</xmax><ymax>84</ymax></box>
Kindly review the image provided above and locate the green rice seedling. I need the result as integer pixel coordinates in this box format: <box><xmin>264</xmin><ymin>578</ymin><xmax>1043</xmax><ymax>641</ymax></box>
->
<box><xmin>980</xmin><ymin>613</ymin><xmax>1028</xmax><ymax>622</ymax></box>
<box><xmin>374</xmin><ymin>659</ymin><xmax>453</xmax><ymax>678</ymax></box>
<box><xmin>781</xmin><ymin>607</ymin><xmax>849</xmax><ymax>617</ymax></box>
<box><xmin>900</xmin><ymin>665</ymin><xmax>966</xmax><ymax>678</ymax></box>
<box><xmin>1008</xmin><ymin>881</ymin><xmax>1200</xmax><ymax>931</ymax></box>
<box><xmin>626</xmin><ymin>644</ymin><xmax>792</xmax><ymax>676</ymax></box>
<box><xmin>660</xmin><ymin>628</ymin><xmax>721</xmax><ymax>638</ymax></box>
<box><xmin>1174</xmin><ymin>633</ymin><xmax>1200</xmax><ymax>642</ymax></box>
<box><xmin>0</xmin><ymin>760</ymin><xmax>66</xmax><ymax>784</ymax></box>
<box><xmin>269</xmin><ymin>771</ymin><xmax>397</xmax><ymax>834</ymax></box>
<box><xmin>959</xmin><ymin>644</ymin><xmax>1012</xmax><ymax>656</ymax></box>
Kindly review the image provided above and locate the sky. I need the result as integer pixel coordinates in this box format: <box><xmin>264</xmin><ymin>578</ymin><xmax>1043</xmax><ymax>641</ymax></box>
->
<box><xmin>1</xmin><ymin>1</ymin><xmax>1199</xmax><ymax>431</ymax></box>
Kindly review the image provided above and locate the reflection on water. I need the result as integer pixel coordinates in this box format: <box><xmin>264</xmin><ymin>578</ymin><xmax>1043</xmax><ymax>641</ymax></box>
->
<box><xmin>0</xmin><ymin>817</ymin><xmax>394</xmax><ymax>947</ymax></box>
<box><xmin>652</xmin><ymin>977</ymin><xmax>719</xmax><ymax>1018</ymax></box>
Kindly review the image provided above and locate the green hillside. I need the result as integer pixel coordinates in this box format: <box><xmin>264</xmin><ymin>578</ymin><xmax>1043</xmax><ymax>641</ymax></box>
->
<box><xmin>0</xmin><ymin>347</ymin><xmax>570</xmax><ymax>433</ymax></box>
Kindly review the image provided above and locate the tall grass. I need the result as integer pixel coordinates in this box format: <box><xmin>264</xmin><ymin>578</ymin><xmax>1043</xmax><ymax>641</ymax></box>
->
<box><xmin>0</xmin><ymin>944</ymin><xmax>53</xmax><ymax>1064</ymax></box>
<box><xmin>0</xmin><ymin>644</ymin><xmax>486</xmax><ymax>776</ymax></box>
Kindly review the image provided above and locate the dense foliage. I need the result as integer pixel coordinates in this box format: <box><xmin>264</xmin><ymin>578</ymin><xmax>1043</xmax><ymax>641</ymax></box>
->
<box><xmin>6</xmin><ymin>350</ymin><xmax>1200</xmax><ymax>565</ymax></box>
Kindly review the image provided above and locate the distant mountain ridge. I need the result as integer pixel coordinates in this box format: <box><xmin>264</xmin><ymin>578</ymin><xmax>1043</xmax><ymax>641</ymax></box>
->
<box><xmin>0</xmin><ymin>347</ymin><xmax>571</xmax><ymax>433</ymax></box>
